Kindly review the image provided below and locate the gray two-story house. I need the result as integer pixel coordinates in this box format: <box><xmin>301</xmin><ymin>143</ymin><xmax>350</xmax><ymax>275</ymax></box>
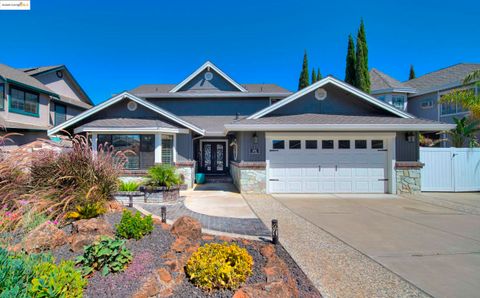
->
<box><xmin>0</xmin><ymin>64</ymin><xmax>92</xmax><ymax>148</ymax></box>
<box><xmin>49</xmin><ymin>61</ymin><xmax>453</xmax><ymax>195</ymax></box>
<box><xmin>370</xmin><ymin>63</ymin><xmax>480</xmax><ymax>125</ymax></box>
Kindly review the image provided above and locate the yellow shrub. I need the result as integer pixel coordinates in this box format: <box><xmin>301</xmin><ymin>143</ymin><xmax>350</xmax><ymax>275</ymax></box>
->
<box><xmin>185</xmin><ymin>242</ymin><xmax>253</xmax><ymax>291</ymax></box>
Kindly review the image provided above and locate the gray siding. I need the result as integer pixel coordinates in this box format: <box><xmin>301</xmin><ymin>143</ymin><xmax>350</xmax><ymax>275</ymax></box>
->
<box><xmin>235</xmin><ymin>131</ymin><xmax>266</xmax><ymax>162</ymax></box>
<box><xmin>396</xmin><ymin>132</ymin><xmax>419</xmax><ymax>161</ymax></box>
<box><xmin>270</xmin><ymin>83</ymin><xmax>394</xmax><ymax>117</ymax></box>
<box><xmin>148</xmin><ymin>98</ymin><xmax>270</xmax><ymax>116</ymax></box>
<box><xmin>179</xmin><ymin>68</ymin><xmax>239</xmax><ymax>92</ymax></box>
<box><xmin>176</xmin><ymin>132</ymin><xmax>193</xmax><ymax>162</ymax></box>
<box><xmin>407</xmin><ymin>92</ymin><xmax>439</xmax><ymax>121</ymax></box>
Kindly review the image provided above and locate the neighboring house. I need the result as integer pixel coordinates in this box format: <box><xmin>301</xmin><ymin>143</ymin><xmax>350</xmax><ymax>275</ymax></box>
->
<box><xmin>0</xmin><ymin>64</ymin><xmax>92</xmax><ymax>148</ymax></box>
<box><xmin>49</xmin><ymin>61</ymin><xmax>453</xmax><ymax>195</ymax></box>
<box><xmin>370</xmin><ymin>63</ymin><xmax>480</xmax><ymax>124</ymax></box>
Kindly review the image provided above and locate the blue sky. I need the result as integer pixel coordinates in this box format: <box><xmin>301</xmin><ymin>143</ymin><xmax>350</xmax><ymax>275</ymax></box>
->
<box><xmin>1</xmin><ymin>0</ymin><xmax>478</xmax><ymax>104</ymax></box>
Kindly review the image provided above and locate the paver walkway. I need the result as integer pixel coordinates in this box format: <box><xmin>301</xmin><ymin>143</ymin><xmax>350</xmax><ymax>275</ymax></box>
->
<box><xmin>244</xmin><ymin>194</ymin><xmax>428</xmax><ymax>298</ymax></box>
<box><xmin>136</xmin><ymin>200</ymin><xmax>270</xmax><ymax>237</ymax></box>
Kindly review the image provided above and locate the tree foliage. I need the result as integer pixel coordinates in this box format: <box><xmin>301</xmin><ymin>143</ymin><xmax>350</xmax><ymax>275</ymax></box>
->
<box><xmin>317</xmin><ymin>67</ymin><xmax>322</xmax><ymax>81</ymax></box>
<box><xmin>445</xmin><ymin>117</ymin><xmax>480</xmax><ymax>147</ymax></box>
<box><xmin>298</xmin><ymin>50</ymin><xmax>310</xmax><ymax>90</ymax></box>
<box><xmin>409</xmin><ymin>65</ymin><xmax>416</xmax><ymax>80</ymax></box>
<box><xmin>344</xmin><ymin>34</ymin><xmax>356</xmax><ymax>85</ymax></box>
<box><xmin>311</xmin><ymin>68</ymin><xmax>317</xmax><ymax>84</ymax></box>
<box><xmin>440</xmin><ymin>70</ymin><xmax>480</xmax><ymax>119</ymax></box>
<box><xmin>355</xmin><ymin>19</ymin><xmax>370</xmax><ymax>92</ymax></box>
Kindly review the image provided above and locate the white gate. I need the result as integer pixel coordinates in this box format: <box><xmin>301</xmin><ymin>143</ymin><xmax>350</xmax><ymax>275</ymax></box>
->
<box><xmin>420</xmin><ymin>147</ymin><xmax>480</xmax><ymax>192</ymax></box>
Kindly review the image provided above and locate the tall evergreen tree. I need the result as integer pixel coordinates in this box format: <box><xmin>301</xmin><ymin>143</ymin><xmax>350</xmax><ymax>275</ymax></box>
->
<box><xmin>298</xmin><ymin>50</ymin><xmax>310</xmax><ymax>90</ymax></box>
<box><xmin>355</xmin><ymin>19</ymin><xmax>370</xmax><ymax>92</ymax></box>
<box><xmin>355</xmin><ymin>38</ymin><xmax>368</xmax><ymax>92</ymax></box>
<box><xmin>311</xmin><ymin>68</ymin><xmax>317</xmax><ymax>84</ymax></box>
<box><xmin>317</xmin><ymin>68</ymin><xmax>322</xmax><ymax>81</ymax></box>
<box><xmin>409</xmin><ymin>65</ymin><xmax>416</xmax><ymax>80</ymax></box>
<box><xmin>345</xmin><ymin>35</ymin><xmax>356</xmax><ymax>85</ymax></box>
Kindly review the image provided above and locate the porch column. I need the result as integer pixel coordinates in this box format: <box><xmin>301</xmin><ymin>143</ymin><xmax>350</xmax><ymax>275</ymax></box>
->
<box><xmin>155</xmin><ymin>133</ymin><xmax>162</xmax><ymax>164</ymax></box>
<box><xmin>91</xmin><ymin>133</ymin><xmax>98</xmax><ymax>155</ymax></box>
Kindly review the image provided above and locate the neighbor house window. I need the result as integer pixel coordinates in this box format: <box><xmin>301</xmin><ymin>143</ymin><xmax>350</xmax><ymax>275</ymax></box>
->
<box><xmin>54</xmin><ymin>103</ymin><xmax>67</xmax><ymax>126</ymax></box>
<box><xmin>440</xmin><ymin>102</ymin><xmax>466</xmax><ymax>115</ymax></box>
<box><xmin>161</xmin><ymin>135</ymin><xmax>174</xmax><ymax>165</ymax></box>
<box><xmin>305</xmin><ymin>140</ymin><xmax>318</xmax><ymax>149</ymax></box>
<box><xmin>421</xmin><ymin>100</ymin><xmax>434</xmax><ymax>109</ymax></box>
<box><xmin>289</xmin><ymin>140</ymin><xmax>301</xmax><ymax>149</ymax></box>
<box><xmin>272</xmin><ymin>140</ymin><xmax>285</xmax><ymax>149</ymax></box>
<box><xmin>0</xmin><ymin>84</ymin><xmax>4</xmax><ymax>110</ymax></box>
<box><xmin>9</xmin><ymin>86</ymin><xmax>39</xmax><ymax>116</ymax></box>
<box><xmin>392</xmin><ymin>95</ymin><xmax>406</xmax><ymax>110</ymax></box>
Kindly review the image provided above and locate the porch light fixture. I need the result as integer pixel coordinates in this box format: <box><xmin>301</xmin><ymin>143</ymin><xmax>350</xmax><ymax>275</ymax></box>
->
<box><xmin>406</xmin><ymin>132</ymin><xmax>416</xmax><ymax>143</ymax></box>
<box><xmin>161</xmin><ymin>206</ymin><xmax>166</xmax><ymax>223</ymax></box>
<box><xmin>252</xmin><ymin>132</ymin><xmax>258</xmax><ymax>144</ymax></box>
<box><xmin>272</xmin><ymin>219</ymin><xmax>279</xmax><ymax>245</ymax></box>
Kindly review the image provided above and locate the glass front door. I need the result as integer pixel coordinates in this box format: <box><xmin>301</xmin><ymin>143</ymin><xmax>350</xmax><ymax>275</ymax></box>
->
<box><xmin>202</xmin><ymin>142</ymin><xmax>226</xmax><ymax>174</ymax></box>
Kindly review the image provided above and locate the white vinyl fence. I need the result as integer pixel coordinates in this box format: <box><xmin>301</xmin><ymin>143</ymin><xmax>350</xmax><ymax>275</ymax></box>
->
<box><xmin>420</xmin><ymin>147</ymin><xmax>480</xmax><ymax>192</ymax></box>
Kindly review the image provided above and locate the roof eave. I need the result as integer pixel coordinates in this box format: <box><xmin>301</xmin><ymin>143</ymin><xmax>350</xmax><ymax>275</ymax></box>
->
<box><xmin>224</xmin><ymin>123</ymin><xmax>456</xmax><ymax>132</ymax></box>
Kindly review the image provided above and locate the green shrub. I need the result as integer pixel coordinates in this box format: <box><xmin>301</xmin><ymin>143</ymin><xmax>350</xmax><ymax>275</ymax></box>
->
<box><xmin>22</xmin><ymin>211</ymin><xmax>47</xmax><ymax>233</ymax></box>
<box><xmin>147</xmin><ymin>164</ymin><xmax>182</xmax><ymax>188</ymax></box>
<box><xmin>75</xmin><ymin>237</ymin><xmax>132</xmax><ymax>276</ymax></box>
<box><xmin>185</xmin><ymin>242</ymin><xmax>253</xmax><ymax>291</ymax></box>
<box><xmin>116</xmin><ymin>210</ymin><xmax>154</xmax><ymax>240</ymax></box>
<box><xmin>118</xmin><ymin>180</ymin><xmax>141</xmax><ymax>192</ymax></box>
<box><xmin>66</xmin><ymin>202</ymin><xmax>106</xmax><ymax>220</ymax></box>
<box><xmin>29</xmin><ymin>260</ymin><xmax>86</xmax><ymax>297</ymax></box>
<box><xmin>0</xmin><ymin>248</ymin><xmax>86</xmax><ymax>298</ymax></box>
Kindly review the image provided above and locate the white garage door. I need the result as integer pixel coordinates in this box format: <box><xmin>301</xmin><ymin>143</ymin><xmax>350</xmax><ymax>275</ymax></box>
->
<box><xmin>267</xmin><ymin>135</ymin><xmax>388</xmax><ymax>193</ymax></box>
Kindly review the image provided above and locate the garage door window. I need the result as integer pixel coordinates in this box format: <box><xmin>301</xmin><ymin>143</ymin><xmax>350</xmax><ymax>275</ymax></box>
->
<box><xmin>339</xmin><ymin>140</ymin><xmax>350</xmax><ymax>149</ymax></box>
<box><xmin>371</xmin><ymin>140</ymin><xmax>384</xmax><ymax>149</ymax></box>
<box><xmin>305</xmin><ymin>140</ymin><xmax>318</xmax><ymax>149</ymax></box>
<box><xmin>322</xmin><ymin>140</ymin><xmax>334</xmax><ymax>149</ymax></box>
<box><xmin>272</xmin><ymin>140</ymin><xmax>285</xmax><ymax>149</ymax></box>
<box><xmin>289</xmin><ymin>140</ymin><xmax>301</xmax><ymax>149</ymax></box>
<box><xmin>355</xmin><ymin>140</ymin><xmax>367</xmax><ymax>149</ymax></box>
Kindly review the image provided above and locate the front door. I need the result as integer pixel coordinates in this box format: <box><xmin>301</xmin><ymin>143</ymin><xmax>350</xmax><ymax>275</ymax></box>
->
<box><xmin>202</xmin><ymin>142</ymin><xmax>226</xmax><ymax>174</ymax></box>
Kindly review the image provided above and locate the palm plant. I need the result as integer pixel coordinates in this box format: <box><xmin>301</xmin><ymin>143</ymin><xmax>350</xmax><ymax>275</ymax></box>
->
<box><xmin>440</xmin><ymin>70</ymin><xmax>480</xmax><ymax>119</ymax></box>
<box><xmin>147</xmin><ymin>164</ymin><xmax>182</xmax><ymax>188</ymax></box>
<box><xmin>445</xmin><ymin>117</ymin><xmax>480</xmax><ymax>147</ymax></box>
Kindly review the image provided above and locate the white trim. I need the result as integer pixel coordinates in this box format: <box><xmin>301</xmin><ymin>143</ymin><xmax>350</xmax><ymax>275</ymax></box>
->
<box><xmin>248</xmin><ymin>76</ymin><xmax>414</xmax><ymax>119</ymax></box>
<box><xmin>199</xmin><ymin>139</ymin><xmax>229</xmax><ymax>166</ymax></box>
<box><xmin>169</xmin><ymin>61</ymin><xmax>247</xmax><ymax>93</ymax></box>
<box><xmin>224</xmin><ymin>123</ymin><xmax>456</xmax><ymax>132</ymax></box>
<box><xmin>155</xmin><ymin>133</ymin><xmax>162</xmax><ymax>164</ymax></box>
<box><xmin>74</xmin><ymin>127</ymin><xmax>190</xmax><ymax>134</ymax></box>
<box><xmin>48</xmin><ymin>92</ymin><xmax>205</xmax><ymax>136</ymax></box>
<box><xmin>173</xmin><ymin>134</ymin><xmax>177</xmax><ymax>163</ymax></box>
<box><xmin>388</xmin><ymin>135</ymin><xmax>396</xmax><ymax>194</ymax></box>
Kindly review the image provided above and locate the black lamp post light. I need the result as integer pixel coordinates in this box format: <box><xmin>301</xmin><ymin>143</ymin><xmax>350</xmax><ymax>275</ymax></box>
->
<box><xmin>272</xmin><ymin>219</ymin><xmax>279</xmax><ymax>245</ymax></box>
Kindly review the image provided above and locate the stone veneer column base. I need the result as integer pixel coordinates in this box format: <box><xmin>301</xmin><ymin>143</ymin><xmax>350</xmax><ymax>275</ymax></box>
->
<box><xmin>175</xmin><ymin>161</ymin><xmax>195</xmax><ymax>189</ymax></box>
<box><xmin>230</xmin><ymin>161</ymin><xmax>266</xmax><ymax>194</ymax></box>
<box><xmin>395</xmin><ymin>161</ymin><xmax>424</xmax><ymax>195</ymax></box>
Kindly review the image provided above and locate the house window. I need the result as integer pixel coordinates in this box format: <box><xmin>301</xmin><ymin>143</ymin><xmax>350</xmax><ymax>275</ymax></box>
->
<box><xmin>338</xmin><ymin>140</ymin><xmax>350</xmax><ymax>149</ymax></box>
<box><xmin>421</xmin><ymin>100</ymin><xmax>434</xmax><ymax>109</ymax></box>
<box><xmin>272</xmin><ymin>140</ymin><xmax>285</xmax><ymax>149</ymax></box>
<box><xmin>289</xmin><ymin>140</ymin><xmax>301</xmax><ymax>149</ymax></box>
<box><xmin>9</xmin><ymin>86</ymin><xmax>39</xmax><ymax>116</ymax></box>
<box><xmin>98</xmin><ymin>134</ymin><xmax>155</xmax><ymax>169</ymax></box>
<box><xmin>322</xmin><ymin>140</ymin><xmax>334</xmax><ymax>149</ymax></box>
<box><xmin>0</xmin><ymin>84</ymin><xmax>4</xmax><ymax>110</ymax></box>
<box><xmin>305</xmin><ymin>140</ymin><xmax>318</xmax><ymax>149</ymax></box>
<box><xmin>161</xmin><ymin>134</ymin><xmax>174</xmax><ymax>165</ymax></box>
<box><xmin>371</xmin><ymin>140</ymin><xmax>384</xmax><ymax>149</ymax></box>
<box><xmin>54</xmin><ymin>103</ymin><xmax>67</xmax><ymax>126</ymax></box>
<box><xmin>392</xmin><ymin>95</ymin><xmax>406</xmax><ymax>110</ymax></box>
<box><xmin>355</xmin><ymin>140</ymin><xmax>367</xmax><ymax>149</ymax></box>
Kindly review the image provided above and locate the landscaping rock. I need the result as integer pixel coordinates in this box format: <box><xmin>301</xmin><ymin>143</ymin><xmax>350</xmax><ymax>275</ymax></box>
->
<box><xmin>105</xmin><ymin>200</ymin><xmax>124</xmax><ymax>213</ymax></box>
<box><xmin>170</xmin><ymin>216</ymin><xmax>201</xmax><ymax>241</ymax></box>
<box><xmin>15</xmin><ymin>221</ymin><xmax>67</xmax><ymax>253</ymax></box>
<box><xmin>69</xmin><ymin>217</ymin><xmax>114</xmax><ymax>252</ymax></box>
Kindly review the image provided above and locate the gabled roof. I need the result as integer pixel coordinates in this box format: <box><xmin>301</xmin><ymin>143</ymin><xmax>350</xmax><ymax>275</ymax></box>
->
<box><xmin>247</xmin><ymin>76</ymin><xmax>414</xmax><ymax>120</ymax></box>
<box><xmin>404</xmin><ymin>63</ymin><xmax>480</xmax><ymax>96</ymax></box>
<box><xmin>369</xmin><ymin>68</ymin><xmax>416</xmax><ymax>94</ymax></box>
<box><xmin>48</xmin><ymin>92</ymin><xmax>205</xmax><ymax>136</ymax></box>
<box><xmin>21</xmin><ymin>65</ymin><xmax>64</xmax><ymax>76</ymax></box>
<box><xmin>169</xmin><ymin>61</ymin><xmax>247</xmax><ymax>93</ymax></box>
<box><xmin>0</xmin><ymin>63</ymin><xmax>56</xmax><ymax>96</ymax></box>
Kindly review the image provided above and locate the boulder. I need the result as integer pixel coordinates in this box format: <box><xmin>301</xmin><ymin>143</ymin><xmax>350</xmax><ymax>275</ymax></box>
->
<box><xmin>16</xmin><ymin>221</ymin><xmax>67</xmax><ymax>253</ymax></box>
<box><xmin>105</xmin><ymin>200</ymin><xmax>124</xmax><ymax>213</ymax></box>
<box><xmin>170</xmin><ymin>216</ymin><xmax>201</xmax><ymax>241</ymax></box>
<box><xmin>69</xmin><ymin>217</ymin><xmax>114</xmax><ymax>252</ymax></box>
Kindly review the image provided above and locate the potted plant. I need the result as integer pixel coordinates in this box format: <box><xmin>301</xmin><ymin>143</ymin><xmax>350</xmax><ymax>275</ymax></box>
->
<box><xmin>114</xmin><ymin>180</ymin><xmax>144</xmax><ymax>207</ymax></box>
<box><xmin>143</xmin><ymin>164</ymin><xmax>183</xmax><ymax>201</ymax></box>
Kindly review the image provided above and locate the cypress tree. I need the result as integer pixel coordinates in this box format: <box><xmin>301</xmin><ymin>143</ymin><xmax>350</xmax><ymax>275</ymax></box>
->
<box><xmin>317</xmin><ymin>68</ymin><xmax>322</xmax><ymax>81</ymax></box>
<box><xmin>345</xmin><ymin>35</ymin><xmax>356</xmax><ymax>85</ymax></box>
<box><xmin>357</xmin><ymin>19</ymin><xmax>368</xmax><ymax>69</ymax></box>
<box><xmin>356</xmin><ymin>19</ymin><xmax>370</xmax><ymax>92</ymax></box>
<box><xmin>298</xmin><ymin>50</ymin><xmax>310</xmax><ymax>90</ymax></box>
<box><xmin>409</xmin><ymin>65</ymin><xmax>416</xmax><ymax>80</ymax></box>
<box><xmin>355</xmin><ymin>38</ymin><xmax>368</xmax><ymax>92</ymax></box>
<box><xmin>311</xmin><ymin>68</ymin><xmax>317</xmax><ymax>84</ymax></box>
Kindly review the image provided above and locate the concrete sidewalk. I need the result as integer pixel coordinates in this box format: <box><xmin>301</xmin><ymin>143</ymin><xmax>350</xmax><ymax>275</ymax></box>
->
<box><xmin>244</xmin><ymin>194</ymin><xmax>427</xmax><ymax>298</ymax></box>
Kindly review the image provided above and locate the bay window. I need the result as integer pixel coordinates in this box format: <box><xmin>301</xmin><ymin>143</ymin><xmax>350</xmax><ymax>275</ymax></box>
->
<box><xmin>391</xmin><ymin>95</ymin><xmax>406</xmax><ymax>110</ymax></box>
<box><xmin>97</xmin><ymin>134</ymin><xmax>155</xmax><ymax>170</ymax></box>
<box><xmin>9</xmin><ymin>86</ymin><xmax>39</xmax><ymax>116</ymax></box>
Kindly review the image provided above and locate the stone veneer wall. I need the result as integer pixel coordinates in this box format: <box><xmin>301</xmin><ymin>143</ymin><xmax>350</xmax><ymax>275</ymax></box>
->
<box><xmin>230</xmin><ymin>161</ymin><xmax>266</xmax><ymax>193</ymax></box>
<box><xmin>395</xmin><ymin>162</ymin><xmax>423</xmax><ymax>194</ymax></box>
<box><xmin>175</xmin><ymin>161</ymin><xmax>195</xmax><ymax>189</ymax></box>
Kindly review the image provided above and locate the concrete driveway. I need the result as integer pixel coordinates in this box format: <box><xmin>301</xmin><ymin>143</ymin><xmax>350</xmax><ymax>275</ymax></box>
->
<box><xmin>273</xmin><ymin>193</ymin><xmax>480</xmax><ymax>298</ymax></box>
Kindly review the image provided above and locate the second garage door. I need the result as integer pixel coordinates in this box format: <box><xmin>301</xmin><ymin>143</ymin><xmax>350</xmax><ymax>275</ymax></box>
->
<box><xmin>267</xmin><ymin>135</ymin><xmax>389</xmax><ymax>193</ymax></box>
